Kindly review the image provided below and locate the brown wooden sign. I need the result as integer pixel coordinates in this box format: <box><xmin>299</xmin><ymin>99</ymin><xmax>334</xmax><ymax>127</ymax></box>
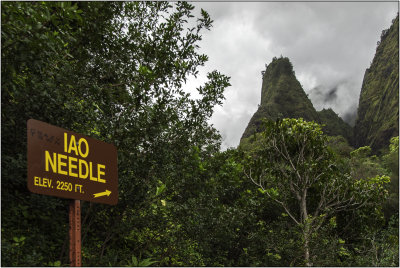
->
<box><xmin>27</xmin><ymin>119</ymin><xmax>118</xmax><ymax>205</ymax></box>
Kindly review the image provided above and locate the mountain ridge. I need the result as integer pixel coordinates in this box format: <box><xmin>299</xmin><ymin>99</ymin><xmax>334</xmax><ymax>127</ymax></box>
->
<box><xmin>240</xmin><ymin>56</ymin><xmax>353</xmax><ymax>145</ymax></box>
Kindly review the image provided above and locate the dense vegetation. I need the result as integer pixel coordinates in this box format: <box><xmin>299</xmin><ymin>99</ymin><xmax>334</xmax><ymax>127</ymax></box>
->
<box><xmin>1</xmin><ymin>2</ymin><xmax>398</xmax><ymax>267</ymax></box>
<box><xmin>317</xmin><ymin>108</ymin><xmax>354</xmax><ymax>145</ymax></box>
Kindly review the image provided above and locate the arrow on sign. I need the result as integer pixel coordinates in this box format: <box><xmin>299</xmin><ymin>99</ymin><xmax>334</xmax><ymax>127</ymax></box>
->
<box><xmin>93</xmin><ymin>190</ymin><xmax>111</xmax><ymax>198</ymax></box>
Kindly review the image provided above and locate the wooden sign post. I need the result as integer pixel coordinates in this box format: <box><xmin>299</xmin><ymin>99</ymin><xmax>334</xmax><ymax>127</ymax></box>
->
<box><xmin>69</xmin><ymin>200</ymin><xmax>81</xmax><ymax>267</ymax></box>
<box><xmin>27</xmin><ymin>119</ymin><xmax>118</xmax><ymax>266</ymax></box>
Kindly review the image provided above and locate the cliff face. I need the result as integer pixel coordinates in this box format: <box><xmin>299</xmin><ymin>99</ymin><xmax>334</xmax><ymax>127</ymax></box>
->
<box><xmin>354</xmin><ymin>15</ymin><xmax>399</xmax><ymax>153</ymax></box>
<box><xmin>241</xmin><ymin>57</ymin><xmax>352</xmax><ymax>143</ymax></box>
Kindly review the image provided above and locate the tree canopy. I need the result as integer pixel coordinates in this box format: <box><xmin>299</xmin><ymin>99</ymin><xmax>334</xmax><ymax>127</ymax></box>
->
<box><xmin>245</xmin><ymin>118</ymin><xmax>390</xmax><ymax>266</ymax></box>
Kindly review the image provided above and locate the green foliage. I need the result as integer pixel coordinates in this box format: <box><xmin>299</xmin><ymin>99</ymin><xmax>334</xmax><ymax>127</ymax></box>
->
<box><xmin>350</xmin><ymin>146</ymin><xmax>372</xmax><ymax>158</ymax></box>
<box><xmin>326</xmin><ymin>135</ymin><xmax>354</xmax><ymax>157</ymax></box>
<box><xmin>346</xmin><ymin>214</ymin><xmax>399</xmax><ymax>266</ymax></box>
<box><xmin>47</xmin><ymin>260</ymin><xmax>62</xmax><ymax>267</ymax></box>
<box><xmin>244</xmin><ymin>118</ymin><xmax>391</xmax><ymax>266</ymax></box>
<box><xmin>381</xmin><ymin>136</ymin><xmax>399</xmax><ymax>220</ymax></box>
<box><xmin>388</xmin><ymin>136</ymin><xmax>399</xmax><ymax>152</ymax></box>
<box><xmin>155</xmin><ymin>181</ymin><xmax>167</xmax><ymax>197</ymax></box>
<box><xmin>238</xmin><ymin>132</ymin><xmax>265</xmax><ymax>155</ymax></box>
<box><xmin>2</xmin><ymin>2</ymin><xmax>229</xmax><ymax>266</ymax></box>
<box><xmin>317</xmin><ymin>108</ymin><xmax>353</xmax><ymax>145</ymax></box>
<box><xmin>348</xmin><ymin>145</ymin><xmax>389</xmax><ymax>183</ymax></box>
<box><xmin>125</xmin><ymin>256</ymin><xmax>158</xmax><ymax>267</ymax></box>
<box><xmin>383</xmin><ymin>136</ymin><xmax>399</xmax><ymax>176</ymax></box>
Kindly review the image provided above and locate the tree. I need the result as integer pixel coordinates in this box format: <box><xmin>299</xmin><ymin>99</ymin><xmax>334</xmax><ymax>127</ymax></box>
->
<box><xmin>244</xmin><ymin>118</ymin><xmax>389</xmax><ymax>266</ymax></box>
<box><xmin>1</xmin><ymin>2</ymin><xmax>230</xmax><ymax>266</ymax></box>
<box><xmin>381</xmin><ymin>136</ymin><xmax>399</xmax><ymax>219</ymax></box>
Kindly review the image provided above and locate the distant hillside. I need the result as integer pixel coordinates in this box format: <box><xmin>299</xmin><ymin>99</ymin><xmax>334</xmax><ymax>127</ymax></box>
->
<box><xmin>317</xmin><ymin>108</ymin><xmax>353</xmax><ymax>144</ymax></box>
<box><xmin>354</xmin><ymin>14</ymin><xmax>399</xmax><ymax>153</ymax></box>
<box><xmin>240</xmin><ymin>57</ymin><xmax>352</xmax><ymax>144</ymax></box>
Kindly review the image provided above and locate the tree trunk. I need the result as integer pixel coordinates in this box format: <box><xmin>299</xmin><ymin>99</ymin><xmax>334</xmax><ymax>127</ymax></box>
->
<box><xmin>304</xmin><ymin>231</ymin><xmax>311</xmax><ymax>267</ymax></box>
<box><xmin>300</xmin><ymin>190</ymin><xmax>311</xmax><ymax>266</ymax></box>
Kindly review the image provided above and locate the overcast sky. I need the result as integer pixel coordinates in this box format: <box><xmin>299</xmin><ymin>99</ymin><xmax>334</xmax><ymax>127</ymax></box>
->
<box><xmin>183</xmin><ymin>2</ymin><xmax>398</xmax><ymax>150</ymax></box>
